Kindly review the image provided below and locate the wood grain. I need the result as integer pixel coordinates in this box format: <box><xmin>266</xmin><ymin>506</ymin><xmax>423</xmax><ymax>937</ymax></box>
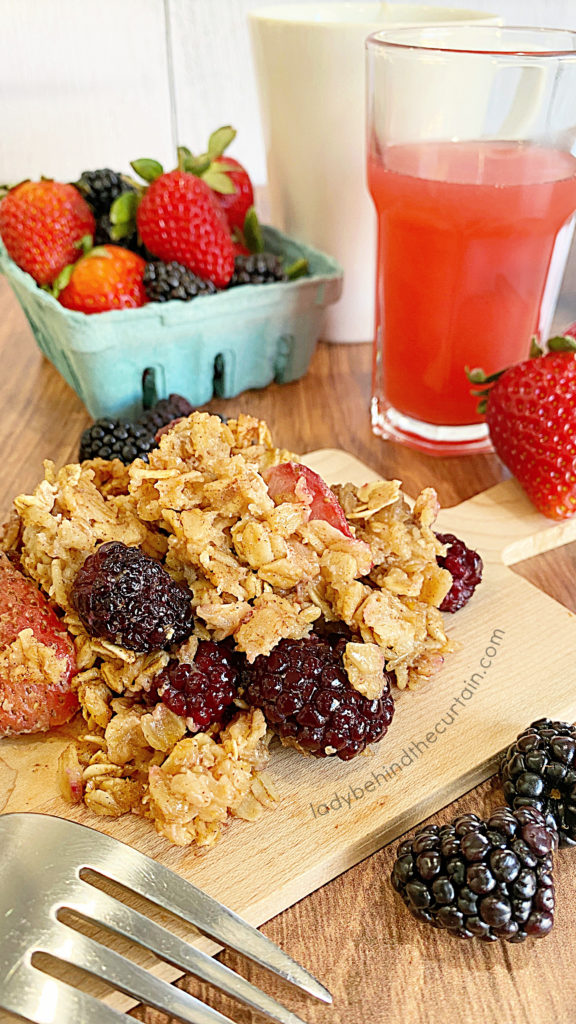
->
<box><xmin>1</xmin><ymin>276</ymin><xmax>576</xmax><ymax>1024</ymax></box>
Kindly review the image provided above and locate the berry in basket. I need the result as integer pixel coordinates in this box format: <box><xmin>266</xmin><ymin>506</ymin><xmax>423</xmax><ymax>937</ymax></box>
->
<box><xmin>56</xmin><ymin>244</ymin><xmax>147</xmax><ymax>312</ymax></box>
<box><xmin>136</xmin><ymin>168</ymin><xmax>234</xmax><ymax>287</ymax></box>
<box><xmin>75</xmin><ymin>168</ymin><xmax>137</xmax><ymax>220</ymax></box>
<box><xmin>229</xmin><ymin>252</ymin><xmax>287</xmax><ymax>286</ymax></box>
<box><xmin>0</xmin><ymin>180</ymin><xmax>94</xmax><ymax>286</ymax></box>
<box><xmin>74</xmin><ymin>167</ymin><xmax>146</xmax><ymax>254</ymax></box>
<box><xmin>207</xmin><ymin>154</ymin><xmax>255</xmax><ymax>232</ymax></box>
<box><xmin>143</xmin><ymin>260</ymin><xmax>218</xmax><ymax>302</ymax></box>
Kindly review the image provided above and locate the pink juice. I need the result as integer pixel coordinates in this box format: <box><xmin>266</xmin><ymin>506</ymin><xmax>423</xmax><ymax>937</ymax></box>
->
<box><xmin>367</xmin><ymin>141</ymin><xmax>576</xmax><ymax>426</ymax></box>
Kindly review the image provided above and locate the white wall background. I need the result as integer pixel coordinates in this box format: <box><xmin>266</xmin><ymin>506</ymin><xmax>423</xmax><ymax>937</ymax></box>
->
<box><xmin>0</xmin><ymin>0</ymin><xmax>574</xmax><ymax>186</ymax></box>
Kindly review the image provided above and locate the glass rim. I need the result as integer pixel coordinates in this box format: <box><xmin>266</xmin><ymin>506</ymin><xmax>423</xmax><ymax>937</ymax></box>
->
<box><xmin>366</xmin><ymin>24</ymin><xmax>576</xmax><ymax>58</ymax></box>
<box><xmin>248</xmin><ymin>3</ymin><xmax>497</xmax><ymax>26</ymax></box>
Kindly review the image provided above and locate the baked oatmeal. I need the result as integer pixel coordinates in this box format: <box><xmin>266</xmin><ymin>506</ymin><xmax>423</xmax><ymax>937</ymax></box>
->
<box><xmin>1</xmin><ymin>412</ymin><xmax>471</xmax><ymax>848</ymax></box>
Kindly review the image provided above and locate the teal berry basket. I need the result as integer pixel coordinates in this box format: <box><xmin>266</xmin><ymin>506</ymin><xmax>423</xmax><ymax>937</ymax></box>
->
<box><xmin>0</xmin><ymin>227</ymin><xmax>343</xmax><ymax>420</ymax></box>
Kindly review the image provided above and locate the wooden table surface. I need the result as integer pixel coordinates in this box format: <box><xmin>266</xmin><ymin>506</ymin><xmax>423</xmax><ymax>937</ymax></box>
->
<box><xmin>2</xmin><ymin>271</ymin><xmax>576</xmax><ymax>1024</ymax></box>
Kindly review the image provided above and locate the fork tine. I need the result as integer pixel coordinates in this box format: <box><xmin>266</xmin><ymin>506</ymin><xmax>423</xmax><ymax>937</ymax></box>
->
<box><xmin>66</xmin><ymin>883</ymin><xmax>309</xmax><ymax>1024</ymax></box>
<box><xmin>87</xmin><ymin>831</ymin><xmax>331</xmax><ymax>1003</ymax></box>
<box><xmin>45</xmin><ymin>921</ymin><xmax>242</xmax><ymax>1024</ymax></box>
<box><xmin>0</xmin><ymin>962</ymin><xmax>133</xmax><ymax>1024</ymax></box>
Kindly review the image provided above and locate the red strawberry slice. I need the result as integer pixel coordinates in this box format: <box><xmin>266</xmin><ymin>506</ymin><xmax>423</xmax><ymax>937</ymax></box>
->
<box><xmin>0</xmin><ymin>555</ymin><xmax>78</xmax><ymax>736</ymax></box>
<box><xmin>264</xmin><ymin>462</ymin><xmax>354</xmax><ymax>537</ymax></box>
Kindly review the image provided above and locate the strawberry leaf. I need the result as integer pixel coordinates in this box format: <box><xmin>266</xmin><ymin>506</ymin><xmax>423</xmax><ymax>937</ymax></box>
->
<box><xmin>74</xmin><ymin>234</ymin><xmax>93</xmax><ymax>254</ymax></box>
<box><xmin>547</xmin><ymin>335</ymin><xmax>576</xmax><ymax>353</ymax></box>
<box><xmin>177</xmin><ymin>146</ymin><xmax>193</xmax><ymax>173</ymax></box>
<box><xmin>177</xmin><ymin>145</ymin><xmax>193</xmax><ymax>164</ymax></box>
<box><xmin>466</xmin><ymin>366</ymin><xmax>504</xmax><ymax>386</ymax></box>
<box><xmin>243</xmin><ymin>206</ymin><xmax>264</xmax><ymax>254</ymax></box>
<box><xmin>131</xmin><ymin>158</ymin><xmax>163</xmax><ymax>183</ymax></box>
<box><xmin>211</xmin><ymin>160</ymin><xmax>239</xmax><ymax>173</ymax></box>
<box><xmin>285</xmin><ymin>258</ymin><xmax>309</xmax><ymax>281</ymax></box>
<box><xmin>178</xmin><ymin>146</ymin><xmax>212</xmax><ymax>176</ymax></box>
<box><xmin>207</xmin><ymin>126</ymin><xmax>236</xmax><ymax>160</ymax></box>
<box><xmin>86</xmin><ymin>247</ymin><xmax>112</xmax><ymax>258</ymax></box>
<box><xmin>201</xmin><ymin>167</ymin><xmax>237</xmax><ymax>195</ymax></box>
<box><xmin>530</xmin><ymin>336</ymin><xmax>544</xmax><ymax>358</ymax></box>
<box><xmin>50</xmin><ymin>262</ymin><xmax>75</xmax><ymax>297</ymax></box>
<box><xmin>466</xmin><ymin>365</ymin><xmax>507</xmax><ymax>415</ymax></box>
<box><xmin>109</xmin><ymin>221</ymin><xmax>132</xmax><ymax>241</ymax></box>
<box><xmin>110</xmin><ymin>190</ymin><xmax>138</xmax><ymax>226</ymax></box>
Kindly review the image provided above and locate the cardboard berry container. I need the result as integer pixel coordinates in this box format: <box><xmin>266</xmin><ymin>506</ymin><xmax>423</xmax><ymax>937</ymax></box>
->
<box><xmin>0</xmin><ymin>227</ymin><xmax>342</xmax><ymax>419</ymax></box>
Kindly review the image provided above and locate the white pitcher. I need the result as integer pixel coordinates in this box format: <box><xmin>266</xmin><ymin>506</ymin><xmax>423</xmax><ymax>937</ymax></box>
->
<box><xmin>249</xmin><ymin>3</ymin><xmax>502</xmax><ymax>343</ymax></box>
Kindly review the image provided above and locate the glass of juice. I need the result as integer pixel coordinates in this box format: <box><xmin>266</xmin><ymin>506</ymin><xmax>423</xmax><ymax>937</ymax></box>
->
<box><xmin>366</xmin><ymin>26</ymin><xmax>576</xmax><ymax>455</ymax></box>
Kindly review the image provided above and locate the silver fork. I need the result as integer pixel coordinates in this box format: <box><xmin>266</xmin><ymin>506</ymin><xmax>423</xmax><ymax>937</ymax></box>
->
<box><xmin>0</xmin><ymin>813</ymin><xmax>331</xmax><ymax>1024</ymax></box>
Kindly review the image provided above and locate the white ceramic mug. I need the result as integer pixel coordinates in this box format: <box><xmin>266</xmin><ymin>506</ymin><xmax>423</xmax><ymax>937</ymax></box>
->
<box><xmin>249</xmin><ymin>3</ymin><xmax>502</xmax><ymax>343</ymax></box>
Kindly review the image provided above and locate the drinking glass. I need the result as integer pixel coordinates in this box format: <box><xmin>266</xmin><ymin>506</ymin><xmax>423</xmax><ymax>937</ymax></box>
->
<box><xmin>367</xmin><ymin>26</ymin><xmax>576</xmax><ymax>455</ymax></box>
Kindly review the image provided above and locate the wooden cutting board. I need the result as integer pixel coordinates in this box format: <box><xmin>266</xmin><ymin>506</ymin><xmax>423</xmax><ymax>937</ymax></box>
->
<box><xmin>2</xmin><ymin>448</ymin><xmax>576</xmax><ymax>1013</ymax></box>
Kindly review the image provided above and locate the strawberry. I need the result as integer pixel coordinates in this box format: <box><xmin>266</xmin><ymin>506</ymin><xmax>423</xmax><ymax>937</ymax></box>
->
<box><xmin>264</xmin><ymin>462</ymin><xmax>354</xmax><ymax>537</ymax></box>
<box><xmin>136</xmin><ymin>169</ymin><xmax>234</xmax><ymax>288</ymax></box>
<box><xmin>0</xmin><ymin>554</ymin><xmax>78</xmax><ymax>736</ymax></box>
<box><xmin>57</xmin><ymin>245</ymin><xmax>147</xmax><ymax>313</ymax></box>
<box><xmin>233</xmin><ymin>239</ymin><xmax>251</xmax><ymax>258</ymax></box>
<box><xmin>470</xmin><ymin>336</ymin><xmax>576</xmax><ymax>520</ymax></box>
<box><xmin>0</xmin><ymin>180</ymin><xmax>94</xmax><ymax>286</ymax></box>
<box><xmin>209</xmin><ymin>156</ymin><xmax>254</xmax><ymax>232</ymax></box>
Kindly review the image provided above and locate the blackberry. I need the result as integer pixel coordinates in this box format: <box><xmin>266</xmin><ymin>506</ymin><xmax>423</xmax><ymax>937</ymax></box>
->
<box><xmin>391</xmin><ymin>805</ymin><xmax>556</xmax><ymax>942</ymax></box>
<box><xmin>138</xmin><ymin>393</ymin><xmax>195</xmax><ymax>435</ymax></box>
<box><xmin>79</xmin><ymin>418</ymin><xmax>156</xmax><ymax>464</ymax></box>
<box><xmin>93</xmin><ymin>213</ymin><xmax>146</xmax><ymax>256</ymax></box>
<box><xmin>71</xmin><ymin>541</ymin><xmax>194</xmax><ymax>653</ymax></box>
<box><xmin>501</xmin><ymin>718</ymin><xmax>576</xmax><ymax>847</ymax></box>
<box><xmin>228</xmin><ymin>253</ymin><xmax>287</xmax><ymax>287</ymax></box>
<box><xmin>240</xmin><ymin>633</ymin><xmax>395</xmax><ymax>761</ymax></box>
<box><xmin>75</xmin><ymin>169</ymin><xmax>136</xmax><ymax>219</ymax></box>
<box><xmin>78</xmin><ymin>395</ymin><xmax>194</xmax><ymax>464</ymax></box>
<box><xmin>143</xmin><ymin>260</ymin><xmax>218</xmax><ymax>303</ymax></box>
<box><xmin>154</xmin><ymin>640</ymin><xmax>239</xmax><ymax>731</ymax></box>
<box><xmin>436</xmin><ymin>532</ymin><xmax>483</xmax><ymax>612</ymax></box>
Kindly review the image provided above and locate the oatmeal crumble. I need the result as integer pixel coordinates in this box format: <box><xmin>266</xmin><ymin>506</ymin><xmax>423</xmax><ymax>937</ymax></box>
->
<box><xmin>4</xmin><ymin>412</ymin><xmax>456</xmax><ymax>846</ymax></box>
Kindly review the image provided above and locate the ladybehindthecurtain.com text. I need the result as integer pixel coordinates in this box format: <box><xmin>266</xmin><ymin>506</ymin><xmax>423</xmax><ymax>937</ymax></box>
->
<box><xmin>309</xmin><ymin>627</ymin><xmax>506</xmax><ymax>819</ymax></box>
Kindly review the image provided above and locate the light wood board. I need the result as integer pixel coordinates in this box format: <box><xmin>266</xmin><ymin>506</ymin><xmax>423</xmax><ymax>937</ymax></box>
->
<box><xmin>2</xmin><ymin>448</ymin><xmax>576</xmax><ymax>1014</ymax></box>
